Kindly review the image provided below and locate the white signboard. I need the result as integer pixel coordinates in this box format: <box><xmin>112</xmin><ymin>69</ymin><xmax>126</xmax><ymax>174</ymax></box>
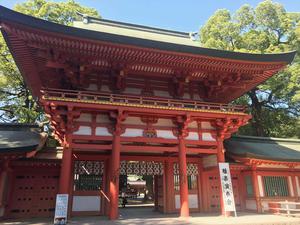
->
<box><xmin>54</xmin><ymin>194</ymin><xmax>68</xmax><ymax>225</ymax></box>
<box><xmin>218</xmin><ymin>163</ymin><xmax>237</xmax><ymax>216</ymax></box>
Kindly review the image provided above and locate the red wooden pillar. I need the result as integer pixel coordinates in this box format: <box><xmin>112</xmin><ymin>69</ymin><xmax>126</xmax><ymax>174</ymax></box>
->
<box><xmin>251</xmin><ymin>168</ymin><xmax>262</xmax><ymax>213</ymax></box>
<box><xmin>164</xmin><ymin>159</ymin><xmax>174</xmax><ymax>213</ymax></box>
<box><xmin>197</xmin><ymin>162</ymin><xmax>204</xmax><ymax>212</ymax></box>
<box><xmin>238</xmin><ymin>171</ymin><xmax>247</xmax><ymax>211</ymax></box>
<box><xmin>178</xmin><ymin>136</ymin><xmax>189</xmax><ymax>217</ymax></box>
<box><xmin>104</xmin><ymin>159</ymin><xmax>111</xmax><ymax>216</ymax></box>
<box><xmin>216</xmin><ymin>137</ymin><xmax>226</xmax><ymax>216</ymax></box>
<box><xmin>109</xmin><ymin>132</ymin><xmax>121</xmax><ymax>220</ymax></box>
<box><xmin>154</xmin><ymin>176</ymin><xmax>159</xmax><ymax>210</ymax></box>
<box><xmin>292</xmin><ymin>175</ymin><xmax>298</xmax><ymax>198</ymax></box>
<box><xmin>0</xmin><ymin>160</ymin><xmax>9</xmax><ymax>217</ymax></box>
<box><xmin>59</xmin><ymin>147</ymin><xmax>73</xmax><ymax>194</ymax></box>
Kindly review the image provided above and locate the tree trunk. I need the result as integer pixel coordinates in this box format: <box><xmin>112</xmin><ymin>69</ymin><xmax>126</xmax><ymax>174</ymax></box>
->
<box><xmin>248</xmin><ymin>90</ymin><xmax>267</xmax><ymax>136</ymax></box>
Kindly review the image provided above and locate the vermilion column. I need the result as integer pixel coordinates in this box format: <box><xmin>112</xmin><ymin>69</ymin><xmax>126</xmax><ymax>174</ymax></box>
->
<box><xmin>251</xmin><ymin>168</ymin><xmax>262</xmax><ymax>213</ymax></box>
<box><xmin>178</xmin><ymin>135</ymin><xmax>189</xmax><ymax>217</ymax></box>
<box><xmin>109</xmin><ymin>132</ymin><xmax>121</xmax><ymax>220</ymax></box>
<box><xmin>0</xmin><ymin>161</ymin><xmax>9</xmax><ymax>217</ymax></box>
<box><xmin>164</xmin><ymin>160</ymin><xmax>173</xmax><ymax>213</ymax></box>
<box><xmin>217</xmin><ymin>138</ymin><xmax>226</xmax><ymax>216</ymax></box>
<box><xmin>59</xmin><ymin>147</ymin><xmax>73</xmax><ymax>194</ymax></box>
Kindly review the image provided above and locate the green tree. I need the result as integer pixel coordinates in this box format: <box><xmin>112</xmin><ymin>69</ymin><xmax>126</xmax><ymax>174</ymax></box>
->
<box><xmin>0</xmin><ymin>0</ymin><xmax>100</xmax><ymax>123</ymax></box>
<box><xmin>200</xmin><ymin>0</ymin><xmax>300</xmax><ymax>138</ymax></box>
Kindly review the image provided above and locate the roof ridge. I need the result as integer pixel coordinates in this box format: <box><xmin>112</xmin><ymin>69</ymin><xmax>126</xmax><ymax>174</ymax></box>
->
<box><xmin>232</xmin><ymin>135</ymin><xmax>300</xmax><ymax>143</ymax></box>
<box><xmin>77</xmin><ymin>13</ymin><xmax>190</xmax><ymax>38</ymax></box>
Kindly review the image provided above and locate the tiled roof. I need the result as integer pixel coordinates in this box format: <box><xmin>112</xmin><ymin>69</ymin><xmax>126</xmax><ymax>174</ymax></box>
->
<box><xmin>225</xmin><ymin>135</ymin><xmax>300</xmax><ymax>162</ymax></box>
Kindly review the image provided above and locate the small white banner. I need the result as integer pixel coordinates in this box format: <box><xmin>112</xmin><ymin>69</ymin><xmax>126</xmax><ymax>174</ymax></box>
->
<box><xmin>218</xmin><ymin>163</ymin><xmax>237</xmax><ymax>216</ymax></box>
<box><xmin>54</xmin><ymin>194</ymin><xmax>68</xmax><ymax>225</ymax></box>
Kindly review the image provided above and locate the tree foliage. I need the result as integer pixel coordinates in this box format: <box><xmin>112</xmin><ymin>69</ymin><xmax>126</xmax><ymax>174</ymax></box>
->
<box><xmin>200</xmin><ymin>0</ymin><xmax>300</xmax><ymax>138</ymax></box>
<box><xmin>0</xmin><ymin>0</ymin><xmax>100</xmax><ymax>123</ymax></box>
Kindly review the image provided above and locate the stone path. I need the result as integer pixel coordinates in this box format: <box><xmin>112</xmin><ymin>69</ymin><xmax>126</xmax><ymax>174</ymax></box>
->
<box><xmin>2</xmin><ymin>207</ymin><xmax>300</xmax><ymax>225</ymax></box>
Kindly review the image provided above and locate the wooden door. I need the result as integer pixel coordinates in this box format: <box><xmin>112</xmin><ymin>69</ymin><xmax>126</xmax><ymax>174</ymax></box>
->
<box><xmin>7</xmin><ymin>169</ymin><xmax>59</xmax><ymax>218</ymax></box>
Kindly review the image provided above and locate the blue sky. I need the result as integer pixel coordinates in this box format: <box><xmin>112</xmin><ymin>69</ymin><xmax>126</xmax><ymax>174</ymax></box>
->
<box><xmin>1</xmin><ymin>0</ymin><xmax>300</xmax><ymax>32</ymax></box>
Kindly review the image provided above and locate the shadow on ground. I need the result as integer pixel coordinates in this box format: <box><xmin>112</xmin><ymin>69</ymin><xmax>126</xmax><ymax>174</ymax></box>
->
<box><xmin>2</xmin><ymin>207</ymin><xmax>300</xmax><ymax>225</ymax></box>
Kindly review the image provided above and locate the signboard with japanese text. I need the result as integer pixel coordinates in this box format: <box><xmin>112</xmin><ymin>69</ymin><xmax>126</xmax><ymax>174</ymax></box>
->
<box><xmin>54</xmin><ymin>194</ymin><xmax>68</xmax><ymax>225</ymax></box>
<box><xmin>218</xmin><ymin>163</ymin><xmax>237</xmax><ymax>216</ymax></box>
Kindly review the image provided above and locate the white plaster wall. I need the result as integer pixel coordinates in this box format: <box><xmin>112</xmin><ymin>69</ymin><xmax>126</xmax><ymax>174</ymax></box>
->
<box><xmin>100</xmin><ymin>85</ymin><xmax>110</xmax><ymax>92</ymax></box>
<box><xmin>202</xmin><ymin>133</ymin><xmax>216</xmax><ymax>141</ymax></box>
<box><xmin>156</xmin><ymin>119</ymin><xmax>175</xmax><ymax>127</ymax></box>
<box><xmin>121</xmin><ymin>128</ymin><xmax>143</xmax><ymax>137</ymax></box>
<box><xmin>185</xmin><ymin>132</ymin><xmax>199</xmax><ymax>141</ymax></box>
<box><xmin>188</xmin><ymin>194</ymin><xmax>198</xmax><ymax>208</ymax></box>
<box><xmin>86</xmin><ymin>84</ymin><xmax>98</xmax><ymax>91</ymax></box>
<box><xmin>156</xmin><ymin>130</ymin><xmax>177</xmax><ymax>139</ymax></box>
<box><xmin>245</xmin><ymin>199</ymin><xmax>257</xmax><ymax>210</ymax></box>
<box><xmin>175</xmin><ymin>194</ymin><xmax>198</xmax><ymax>209</ymax></box>
<box><xmin>75</xmin><ymin>113</ymin><xmax>92</xmax><ymax>122</ymax></box>
<box><xmin>202</xmin><ymin>155</ymin><xmax>217</xmax><ymax>168</ymax></box>
<box><xmin>175</xmin><ymin>195</ymin><xmax>180</xmax><ymax>209</ymax></box>
<box><xmin>257</xmin><ymin>176</ymin><xmax>264</xmax><ymax>197</ymax></box>
<box><xmin>123</xmin><ymin>87</ymin><xmax>141</xmax><ymax>95</ymax></box>
<box><xmin>153</xmin><ymin>90</ymin><xmax>171</xmax><ymax>98</ymax></box>
<box><xmin>288</xmin><ymin>176</ymin><xmax>295</xmax><ymax>197</ymax></box>
<box><xmin>193</xmin><ymin>94</ymin><xmax>202</xmax><ymax>101</ymax></box>
<box><xmin>73</xmin><ymin>126</ymin><xmax>92</xmax><ymax>135</ymax></box>
<box><xmin>182</xmin><ymin>93</ymin><xmax>190</xmax><ymax>99</ymax></box>
<box><xmin>201</xmin><ymin>122</ymin><xmax>215</xmax><ymax>130</ymax></box>
<box><xmin>96</xmin><ymin>114</ymin><xmax>110</xmax><ymax>123</ymax></box>
<box><xmin>72</xmin><ymin>196</ymin><xmax>100</xmax><ymax>212</ymax></box>
<box><xmin>122</xmin><ymin>117</ymin><xmax>145</xmax><ymax>125</ymax></box>
<box><xmin>188</xmin><ymin>121</ymin><xmax>198</xmax><ymax>128</ymax></box>
<box><xmin>95</xmin><ymin>127</ymin><xmax>111</xmax><ymax>136</ymax></box>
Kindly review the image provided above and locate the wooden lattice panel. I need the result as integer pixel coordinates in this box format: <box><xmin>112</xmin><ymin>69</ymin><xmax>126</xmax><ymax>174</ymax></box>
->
<box><xmin>173</xmin><ymin>163</ymin><xmax>199</xmax><ymax>175</ymax></box>
<box><xmin>74</xmin><ymin>160</ymin><xmax>104</xmax><ymax>175</ymax></box>
<box><xmin>120</xmin><ymin>161</ymin><xmax>163</xmax><ymax>175</ymax></box>
<box><xmin>8</xmin><ymin>170</ymin><xmax>59</xmax><ymax>219</ymax></box>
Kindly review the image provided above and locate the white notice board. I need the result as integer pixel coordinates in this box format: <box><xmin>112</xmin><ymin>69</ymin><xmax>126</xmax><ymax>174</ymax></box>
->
<box><xmin>218</xmin><ymin>163</ymin><xmax>237</xmax><ymax>216</ymax></box>
<box><xmin>54</xmin><ymin>194</ymin><xmax>68</xmax><ymax>225</ymax></box>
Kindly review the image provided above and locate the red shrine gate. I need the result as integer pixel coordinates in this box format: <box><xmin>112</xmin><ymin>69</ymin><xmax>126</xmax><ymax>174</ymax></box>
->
<box><xmin>0</xmin><ymin>6</ymin><xmax>295</xmax><ymax>220</ymax></box>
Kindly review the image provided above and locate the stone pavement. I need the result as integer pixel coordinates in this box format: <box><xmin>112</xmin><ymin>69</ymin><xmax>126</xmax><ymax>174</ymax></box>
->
<box><xmin>2</xmin><ymin>207</ymin><xmax>300</xmax><ymax>225</ymax></box>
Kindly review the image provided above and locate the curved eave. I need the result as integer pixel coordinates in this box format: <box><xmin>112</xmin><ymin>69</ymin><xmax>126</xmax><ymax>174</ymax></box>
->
<box><xmin>0</xmin><ymin>145</ymin><xmax>38</xmax><ymax>154</ymax></box>
<box><xmin>228</xmin><ymin>152</ymin><xmax>300</xmax><ymax>163</ymax></box>
<box><xmin>0</xmin><ymin>6</ymin><xmax>296</xmax><ymax>64</ymax></box>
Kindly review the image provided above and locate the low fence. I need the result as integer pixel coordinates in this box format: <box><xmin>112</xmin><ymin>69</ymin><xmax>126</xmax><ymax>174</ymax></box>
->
<box><xmin>268</xmin><ymin>201</ymin><xmax>300</xmax><ymax>217</ymax></box>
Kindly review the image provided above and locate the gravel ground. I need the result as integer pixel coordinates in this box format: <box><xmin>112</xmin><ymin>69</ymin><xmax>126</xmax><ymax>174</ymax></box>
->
<box><xmin>2</xmin><ymin>208</ymin><xmax>300</xmax><ymax>225</ymax></box>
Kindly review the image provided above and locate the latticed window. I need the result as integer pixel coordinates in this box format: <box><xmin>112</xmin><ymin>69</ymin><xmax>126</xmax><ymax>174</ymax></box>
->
<box><xmin>187</xmin><ymin>174</ymin><xmax>197</xmax><ymax>190</ymax></box>
<box><xmin>73</xmin><ymin>161</ymin><xmax>104</xmax><ymax>191</ymax></box>
<box><xmin>173</xmin><ymin>163</ymin><xmax>198</xmax><ymax>191</ymax></box>
<box><xmin>174</xmin><ymin>175</ymin><xmax>198</xmax><ymax>191</ymax></box>
<box><xmin>245</xmin><ymin>175</ymin><xmax>253</xmax><ymax>197</ymax></box>
<box><xmin>74</xmin><ymin>174</ymin><xmax>103</xmax><ymax>191</ymax></box>
<box><xmin>263</xmin><ymin>176</ymin><xmax>289</xmax><ymax>197</ymax></box>
<box><xmin>174</xmin><ymin>175</ymin><xmax>180</xmax><ymax>191</ymax></box>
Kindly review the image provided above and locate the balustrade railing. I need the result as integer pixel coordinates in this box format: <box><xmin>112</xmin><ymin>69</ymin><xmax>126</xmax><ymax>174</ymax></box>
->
<box><xmin>269</xmin><ymin>201</ymin><xmax>300</xmax><ymax>216</ymax></box>
<box><xmin>41</xmin><ymin>88</ymin><xmax>246</xmax><ymax>113</ymax></box>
